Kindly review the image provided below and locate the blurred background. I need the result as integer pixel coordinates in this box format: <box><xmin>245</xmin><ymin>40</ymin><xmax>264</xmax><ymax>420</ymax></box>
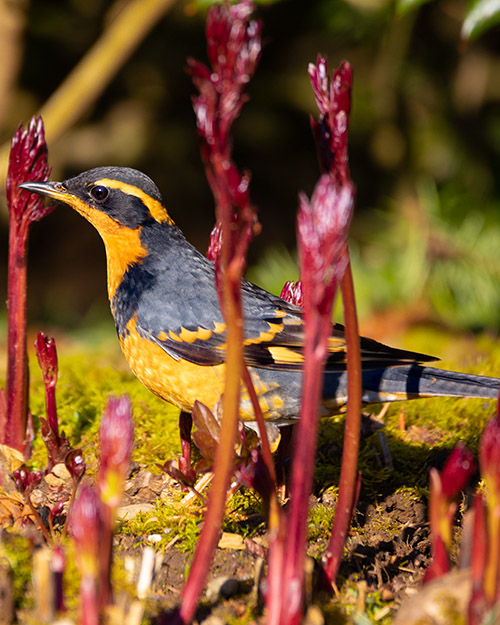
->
<box><xmin>0</xmin><ymin>0</ymin><xmax>499</xmax><ymax>345</ymax></box>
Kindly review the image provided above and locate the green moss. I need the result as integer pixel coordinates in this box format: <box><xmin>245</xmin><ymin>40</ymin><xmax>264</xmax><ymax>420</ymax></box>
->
<box><xmin>308</xmin><ymin>504</ymin><xmax>336</xmax><ymax>542</ymax></box>
<box><xmin>223</xmin><ymin>488</ymin><xmax>264</xmax><ymax>538</ymax></box>
<box><xmin>120</xmin><ymin>499</ymin><xmax>202</xmax><ymax>553</ymax></box>
<box><xmin>318</xmin><ymin>600</ymin><xmax>350</xmax><ymax>624</ymax></box>
<box><xmin>312</xmin><ymin>330</ymin><xmax>500</xmax><ymax>502</ymax></box>
<box><xmin>121</xmin><ymin>488</ymin><xmax>264</xmax><ymax>555</ymax></box>
<box><xmin>315</xmin><ymin>417</ymin><xmax>344</xmax><ymax>488</ymax></box>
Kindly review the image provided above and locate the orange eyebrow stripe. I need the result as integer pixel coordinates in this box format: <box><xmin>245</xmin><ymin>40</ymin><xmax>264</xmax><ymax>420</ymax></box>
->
<box><xmin>95</xmin><ymin>178</ymin><xmax>174</xmax><ymax>225</ymax></box>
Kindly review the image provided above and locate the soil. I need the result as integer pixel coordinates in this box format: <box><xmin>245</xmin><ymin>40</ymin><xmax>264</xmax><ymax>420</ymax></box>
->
<box><xmin>110</xmin><ymin>477</ymin><xmax>433</xmax><ymax>624</ymax></box>
<box><xmin>109</xmin><ymin>432</ymin><xmax>435</xmax><ymax>624</ymax></box>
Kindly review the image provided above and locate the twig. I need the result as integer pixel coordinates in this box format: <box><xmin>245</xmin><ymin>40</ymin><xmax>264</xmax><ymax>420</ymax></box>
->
<box><xmin>0</xmin><ymin>0</ymin><xmax>176</xmax><ymax>186</ymax></box>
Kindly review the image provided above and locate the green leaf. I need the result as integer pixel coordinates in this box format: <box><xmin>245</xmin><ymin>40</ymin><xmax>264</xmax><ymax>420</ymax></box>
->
<box><xmin>396</xmin><ymin>0</ymin><xmax>433</xmax><ymax>16</ymax></box>
<box><xmin>462</xmin><ymin>0</ymin><xmax>500</xmax><ymax>40</ymax></box>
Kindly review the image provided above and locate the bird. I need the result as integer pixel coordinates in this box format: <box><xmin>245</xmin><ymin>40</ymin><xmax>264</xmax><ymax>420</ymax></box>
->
<box><xmin>20</xmin><ymin>167</ymin><xmax>500</xmax><ymax>434</ymax></box>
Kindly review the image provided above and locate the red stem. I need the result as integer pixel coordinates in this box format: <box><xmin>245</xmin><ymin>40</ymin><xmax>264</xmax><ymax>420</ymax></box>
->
<box><xmin>266</xmin><ymin>294</ymin><xmax>327</xmax><ymax>625</ymax></box>
<box><xmin>242</xmin><ymin>363</ymin><xmax>283</xmax><ymax>535</ymax></box>
<box><xmin>323</xmin><ymin>258</ymin><xmax>361</xmax><ymax>584</ymax></box>
<box><xmin>80</xmin><ymin>576</ymin><xmax>99</xmax><ymax>625</ymax></box>
<box><xmin>469</xmin><ymin>495</ymin><xmax>488</xmax><ymax>625</ymax></box>
<box><xmin>285</xmin><ymin>328</ymin><xmax>325</xmax><ymax>624</ymax></box>
<box><xmin>265</xmin><ymin>513</ymin><xmax>288</xmax><ymax>624</ymax></box>
<box><xmin>5</xmin><ymin>217</ymin><xmax>29</xmax><ymax>452</ymax></box>
<box><xmin>242</xmin><ymin>364</ymin><xmax>277</xmax><ymax>486</ymax></box>
<box><xmin>46</xmin><ymin>384</ymin><xmax>59</xmax><ymax>443</ymax></box>
<box><xmin>98</xmin><ymin>505</ymin><xmax>113</xmax><ymax>610</ymax></box>
<box><xmin>178</xmin><ymin>253</ymin><xmax>243</xmax><ymax>625</ymax></box>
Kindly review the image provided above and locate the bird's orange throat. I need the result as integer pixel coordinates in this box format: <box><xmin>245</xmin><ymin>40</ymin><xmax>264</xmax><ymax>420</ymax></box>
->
<box><xmin>102</xmin><ymin>227</ymin><xmax>148</xmax><ymax>301</ymax></box>
<box><xmin>63</xmin><ymin>187</ymin><xmax>167</xmax><ymax>301</ymax></box>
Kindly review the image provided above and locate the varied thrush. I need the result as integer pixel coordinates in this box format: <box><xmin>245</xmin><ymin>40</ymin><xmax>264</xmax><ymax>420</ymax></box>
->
<box><xmin>20</xmin><ymin>167</ymin><xmax>500</xmax><ymax>432</ymax></box>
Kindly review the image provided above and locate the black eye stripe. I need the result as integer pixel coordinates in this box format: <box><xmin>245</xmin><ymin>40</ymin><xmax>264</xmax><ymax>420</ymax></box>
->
<box><xmin>90</xmin><ymin>185</ymin><xmax>109</xmax><ymax>202</ymax></box>
<box><xmin>87</xmin><ymin>186</ymin><xmax>152</xmax><ymax>228</ymax></box>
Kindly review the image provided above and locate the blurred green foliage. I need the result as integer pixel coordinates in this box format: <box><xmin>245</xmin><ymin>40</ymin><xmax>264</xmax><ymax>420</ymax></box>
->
<box><xmin>0</xmin><ymin>0</ymin><xmax>498</xmax><ymax>335</ymax></box>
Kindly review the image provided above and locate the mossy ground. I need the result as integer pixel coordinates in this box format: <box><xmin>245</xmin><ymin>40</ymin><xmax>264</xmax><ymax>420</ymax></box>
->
<box><xmin>1</xmin><ymin>323</ymin><xmax>499</xmax><ymax>623</ymax></box>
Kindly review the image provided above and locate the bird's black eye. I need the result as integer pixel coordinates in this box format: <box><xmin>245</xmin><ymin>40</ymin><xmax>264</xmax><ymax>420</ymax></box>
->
<box><xmin>90</xmin><ymin>185</ymin><xmax>109</xmax><ymax>202</ymax></box>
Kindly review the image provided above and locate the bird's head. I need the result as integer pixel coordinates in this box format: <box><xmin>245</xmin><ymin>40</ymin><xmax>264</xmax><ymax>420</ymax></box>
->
<box><xmin>19</xmin><ymin>166</ymin><xmax>174</xmax><ymax>237</ymax></box>
<box><xmin>20</xmin><ymin>167</ymin><xmax>177</xmax><ymax>299</ymax></box>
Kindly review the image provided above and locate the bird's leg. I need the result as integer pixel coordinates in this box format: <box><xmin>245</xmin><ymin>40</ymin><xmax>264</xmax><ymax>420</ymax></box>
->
<box><xmin>274</xmin><ymin>424</ymin><xmax>296</xmax><ymax>500</ymax></box>
<box><xmin>178</xmin><ymin>411</ymin><xmax>196</xmax><ymax>486</ymax></box>
<box><xmin>158</xmin><ymin>411</ymin><xmax>197</xmax><ymax>492</ymax></box>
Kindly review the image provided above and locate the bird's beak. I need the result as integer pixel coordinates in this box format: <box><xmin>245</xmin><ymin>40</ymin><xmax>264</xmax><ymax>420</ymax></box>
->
<box><xmin>18</xmin><ymin>180</ymin><xmax>71</xmax><ymax>202</ymax></box>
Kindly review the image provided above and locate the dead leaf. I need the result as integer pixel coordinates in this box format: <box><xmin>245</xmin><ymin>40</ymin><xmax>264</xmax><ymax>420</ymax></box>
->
<box><xmin>0</xmin><ymin>445</ymin><xmax>25</xmax><ymax>494</ymax></box>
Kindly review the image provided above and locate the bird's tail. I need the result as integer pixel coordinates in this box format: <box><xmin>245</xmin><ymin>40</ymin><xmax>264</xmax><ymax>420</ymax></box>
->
<box><xmin>358</xmin><ymin>365</ymin><xmax>500</xmax><ymax>404</ymax></box>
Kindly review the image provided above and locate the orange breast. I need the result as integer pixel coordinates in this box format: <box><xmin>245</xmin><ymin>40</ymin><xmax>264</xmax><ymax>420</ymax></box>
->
<box><xmin>120</xmin><ymin>317</ymin><xmax>226</xmax><ymax>413</ymax></box>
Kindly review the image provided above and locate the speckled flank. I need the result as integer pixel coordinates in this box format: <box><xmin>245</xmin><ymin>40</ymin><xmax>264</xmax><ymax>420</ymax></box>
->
<box><xmin>119</xmin><ymin>316</ymin><xmax>296</xmax><ymax>422</ymax></box>
<box><xmin>120</xmin><ymin>316</ymin><xmax>225</xmax><ymax>413</ymax></box>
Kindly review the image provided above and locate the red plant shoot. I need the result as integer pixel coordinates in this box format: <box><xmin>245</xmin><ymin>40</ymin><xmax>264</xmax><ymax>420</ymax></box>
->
<box><xmin>425</xmin><ymin>443</ymin><xmax>475</xmax><ymax>582</ymax></box>
<box><xmin>97</xmin><ymin>394</ymin><xmax>134</xmax><ymax>609</ymax></box>
<box><xmin>189</xmin><ymin>0</ymin><xmax>261</xmax><ymax>289</ymax></box>
<box><xmin>34</xmin><ymin>331</ymin><xmax>74</xmax><ymax>471</ymax></box>
<box><xmin>68</xmin><ymin>397</ymin><xmax>132</xmax><ymax>620</ymax></box>
<box><xmin>3</xmin><ymin>116</ymin><xmax>52</xmax><ymax>453</ymax></box>
<box><xmin>309</xmin><ymin>56</ymin><xmax>352</xmax><ymax>186</ymax></box>
<box><xmin>98</xmin><ymin>395</ymin><xmax>134</xmax><ymax>510</ymax></box>
<box><xmin>35</xmin><ymin>331</ymin><xmax>59</xmax><ymax>443</ymax></box>
<box><xmin>309</xmin><ymin>58</ymin><xmax>361</xmax><ymax>589</ymax></box>
<box><xmin>13</xmin><ymin>464</ymin><xmax>42</xmax><ymax>494</ymax></box>
<box><xmin>479</xmin><ymin>404</ymin><xmax>500</xmax><ymax>604</ymax></box>
<box><xmin>71</xmin><ymin>485</ymin><xmax>101</xmax><ymax>625</ymax></box>
<box><xmin>13</xmin><ymin>464</ymin><xmax>52</xmax><ymax>543</ymax></box>
<box><xmin>174</xmin><ymin>4</ymin><xmax>263</xmax><ymax>624</ymax></box>
<box><xmin>440</xmin><ymin>441</ymin><xmax>475</xmax><ymax>499</ymax></box>
<box><xmin>267</xmin><ymin>175</ymin><xmax>353</xmax><ymax>625</ymax></box>
<box><xmin>266</xmin><ymin>58</ymin><xmax>355</xmax><ymax>625</ymax></box>
<box><xmin>280</xmin><ymin>280</ymin><xmax>304</xmax><ymax>308</ymax></box>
